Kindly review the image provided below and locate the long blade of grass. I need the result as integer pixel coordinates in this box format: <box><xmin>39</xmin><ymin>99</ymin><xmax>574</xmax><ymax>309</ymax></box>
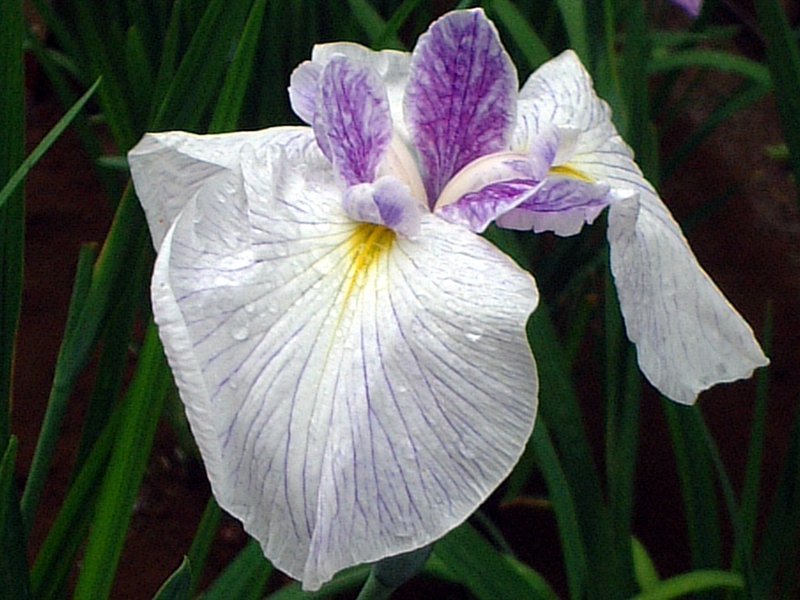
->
<box><xmin>152</xmin><ymin>0</ymin><xmax>252</xmax><ymax>130</ymax></box>
<box><xmin>555</xmin><ymin>0</ymin><xmax>588</xmax><ymax>62</ymax></box>
<box><xmin>734</xmin><ymin>308</ymin><xmax>772</xmax><ymax>574</ymax></box>
<box><xmin>662</xmin><ymin>81</ymin><xmax>769</xmax><ymax>181</ymax></box>
<box><xmin>530</xmin><ymin>420</ymin><xmax>588</xmax><ymax>598</ymax></box>
<box><xmin>663</xmin><ymin>403</ymin><xmax>722</xmax><ymax>572</ymax></box>
<box><xmin>485</xmin><ymin>0</ymin><xmax>550</xmax><ymax>71</ymax></box>
<box><xmin>209</xmin><ymin>0</ymin><xmax>270</xmax><ymax>133</ymax></box>
<box><xmin>347</xmin><ymin>0</ymin><xmax>403</xmax><ymax>49</ymax></box>
<box><xmin>649</xmin><ymin>51</ymin><xmax>771</xmax><ymax>88</ymax></box>
<box><xmin>753</xmin><ymin>0</ymin><xmax>800</xmax><ymax>206</ymax></box>
<box><xmin>0</xmin><ymin>437</ymin><xmax>30</xmax><ymax>599</ymax></box>
<box><xmin>186</xmin><ymin>497</ymin><xmax>222</xmax><ymax>596</ymax></box>
<box><xmin>630</xmin><ymin>570</ymin><xmax>744</xmax><ymax>600</ymax></box>
<box><xmin>0</xmin><ymin>0</ymin><xmax>25</xmax><ymax>449</ymax></box>
<box><xmin>30</xmin><ymin>379</ymin><xmax>126</xmax><ymax>600</ymax></box>
<box><xmin>752</xmin><ymin>402</ymin><xmax>800</xmax><ymax>597</ymax></box>
<box><xmin>72</xmin><ymin>323</ymin><xmax>171</xmax><ymax>600</ymax></box>
<box><xmin>21</xmin><ymin>188</ymin><xmax>149</xmax><ymax>530</ymax></box>
<box><xmin>0</xmin><ymin>78</ymin><xmax>101</xmax><ymax>211</ymax></box>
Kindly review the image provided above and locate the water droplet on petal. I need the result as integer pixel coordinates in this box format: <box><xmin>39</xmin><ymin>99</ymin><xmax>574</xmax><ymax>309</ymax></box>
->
<box><xmin>466</xmin><ymin>331</ymin><xmax>482</xmax><ymax>342</ymax></box>
<box><xmin>231</xmin><ymin>326</ymin><xmax>250</xmax><ymax>341</ymax></box>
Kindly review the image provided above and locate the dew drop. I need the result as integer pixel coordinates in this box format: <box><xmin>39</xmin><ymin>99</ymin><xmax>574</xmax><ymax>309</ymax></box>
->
<box><xmin>465</xmin><ymin>331</ymin><xmax>482</xmax><ymax>343</ymax></box>
<box><xmin>231</xmin><ymin>326</ymin><xmax>250</xmax><ymax>341</ymax></box>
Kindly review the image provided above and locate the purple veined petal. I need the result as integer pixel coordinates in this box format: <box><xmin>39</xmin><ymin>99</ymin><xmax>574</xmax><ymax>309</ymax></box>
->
<box><xmin>128</xmin><ymin>127</ymin><xmax>314</xmax><ymax>248</ymax></box>
<box><xmin>439</xmin><ymin>180</ymin><xmax>540</xmax><ymax>233</ymax></box>
<box><xmin>405</xmin><ymin>8</ymin><xmax>518</xmax><ymax>204</ymax></box>
<box><xmin>289</xmin><ymin>43</ymin><xmax>412</xmax><ymax>140</ymax></box>
<box><xmin>342</xmin><ymin>176</ymin><xmax>423</xmax><ymax>237</ymax></box>
<box><xmin>608</xmin><ymin>191</ymin><xmax>768</xmax><ymax>404</ymax></box>
<box><xmin>314</xmin><ymin>56</ymin><xmax>393</xmax><ymax>185</ymax></box>
<box><xmin>495</xmin><ymin>176</ymin><xmax>611</xmax><ymax>236</ymax></box>
<box><xmin>289</xmin><ymin>61</ymin><xmax>323</xmax><ymax>124</ymax></box>
<box><xmin>142</xmin><ymin>127</ymin><xmax>539</xmax><ymax>590</ymax></box>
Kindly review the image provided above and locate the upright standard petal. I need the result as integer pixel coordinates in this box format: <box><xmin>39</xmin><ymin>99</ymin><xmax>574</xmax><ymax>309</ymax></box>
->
<box><xmin>314</xmin><ymin>56</ymin><xmax>393</xmax><ymax>184</ymax></box>
<box><xmin>405</xmin><ymin>8</ymin><xmax>517</xmax><ymax>203</ymax></box>
<box><xmin>514</xmin><ymin>50</ymin><xmax>768</xmax><ymax>402</ymax></box>
<box><xmin>289</xmin><ymin>43</ymin><xmax>411</xmax><ymax>141</ymax></box>
<box><xmin>144</xmin><ymin>127</ymin><xmax>538</xmax><ymax>589</ymax></box>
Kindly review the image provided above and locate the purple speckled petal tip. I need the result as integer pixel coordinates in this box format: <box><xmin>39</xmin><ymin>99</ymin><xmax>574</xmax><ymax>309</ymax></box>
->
<box><xmin>314</xmin><ymin>56</ymin><xmax>393</xmax><ymax>185</ymax></box>
<box><xmin>496</xmin><ymin>176</ymin><xmax>611</xmax><ymax>236</ymax></box>
<box><xmin>439</xmin><ymin>180</ymin><xmax>539</xmax><ymax>233</ymax></box>
<box><xmin>405</xmin><ymin>8</ymin><xmax>517</xmax><ymax>204</ymax></box>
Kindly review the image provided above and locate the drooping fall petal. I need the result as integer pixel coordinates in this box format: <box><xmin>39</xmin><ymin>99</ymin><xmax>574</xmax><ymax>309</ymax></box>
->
<box><xmin>137</xmin><ymin>128</ymin><xmax>539</xmax><ymax>589</ymax></box>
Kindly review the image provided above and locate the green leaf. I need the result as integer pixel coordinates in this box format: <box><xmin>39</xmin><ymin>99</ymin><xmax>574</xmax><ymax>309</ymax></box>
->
<box><xmin>0</xmin><ymin>78</ymin><xmax>101</xmax><ymax>211</ymax></box>
<box><xmin>486</xmin><ymin>0</ymin><xmax>550</xmax><ymax>71</ymax></box>
<box><xmin>649</xmin><ymin>50</ymin><xmax>771</xmax><ymax>88</ymax></box>
<box><xmin>347</xmin><ymin>0</ymin><xmax>403</xmax><ymax>49</ymax></box>
<box><xmin>630</xmin><ymin>570</ymin><xmax>743</xmax><ymax>600</ymax></box>
<box><xmin>425</xmin><ymin>522</ymin><xmax>551</xmax><ymax>600</ymax></box>
<box><xmin>632</xmin><ymin>537</ymin><xmax>660</xmax><ymax>592</ymax></box>
<box><xmin>0</xmin><ymin>0</ymin><xmax>25</xmax><ymax>449</ymax></box>
<box><xmin>199</xmin><ymin>538</ymin><xmax>272</xmax><ymax>600</ymax></box>
<box><xmin>753</xmin><ymin>404</ymin><xmax>800</xmax><ymax>597</ymax></box>
<box><xmin>186</xmin><ymin>498</ymin><xmax>222</xmax><ymax>595</ymax></box>
<box><xmin>0</xmin><ymin>437</ymin><xmax>30</xmax><ymax>599</ymax></box>
<box><xmin>30</xmin><ymin>381</ymin><xmax>124</xmax><ymax>600</ymax></box>
<box><xmin>266</xmin><ymin>566</ymin><xmax>370</xmax><ymax>600</ymax></box>
<box><xmin>754</xmin><ymin>0</ymin><xmax>800</xmax><ymax>207</ymax></box>
<box><xmin>663</xmin><ymin>403</ymin><xmax>722</xmax><ymax>572</ymax></box>
<box><xmin>72</xmin><ymin>323</ymin><xmax>171</xmax><ymax>600</ymax></box>
<box><xmin>209</xmin><ymin>0</ymin><xmax>270</xmax><ymax>133</ymax></box>
<box><xmin>153</xmin><ymin>558</ymin><xmax>192</xmax><ymax>600</ymax></box>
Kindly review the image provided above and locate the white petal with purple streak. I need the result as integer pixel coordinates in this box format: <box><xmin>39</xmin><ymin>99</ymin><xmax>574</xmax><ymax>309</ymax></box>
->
<box><xmin>513</xmin><ymin>49</ymin><xmax>768</xmax><ymax>402</ymax></box>
<box><xmin>608</xmin><ymin>191</ymin><xmax>768</xmax><ymax>404</ymax></box>
<box><xmin>136</xmin><ymin>127</ymin><xmax>539</xmax><ymax>589</ymax></box>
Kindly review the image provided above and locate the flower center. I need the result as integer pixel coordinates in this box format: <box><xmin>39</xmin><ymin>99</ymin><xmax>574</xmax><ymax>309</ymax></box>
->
<box><xmin>343</xmin><ymin>223</ymin><xmax>396</xmax><ymax>303</ymax></box>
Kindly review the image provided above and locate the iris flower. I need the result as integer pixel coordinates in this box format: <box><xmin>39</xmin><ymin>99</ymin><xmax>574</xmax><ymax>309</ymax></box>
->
<box><xmin>129</xmin><ymin>8</ymin><xmax>766</xmax><ymax>590</ymax></box>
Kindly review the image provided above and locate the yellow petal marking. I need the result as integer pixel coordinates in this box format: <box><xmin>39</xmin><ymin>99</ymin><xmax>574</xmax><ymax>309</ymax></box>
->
<box><xmin>550</xmin><ymin>164</ymin><xmax>593</xmax><ymax>182</ymax></box>
<box><xmin>343</xmin><ymin>223</ymin><xmax>396</xmax><ymax>306</ymax></box>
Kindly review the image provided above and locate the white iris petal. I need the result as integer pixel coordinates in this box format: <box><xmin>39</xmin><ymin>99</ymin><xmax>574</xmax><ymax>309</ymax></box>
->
<box><xmin>136</xmin><ymin>127</ymin><xmax>538</xmax><ymax>590</ymax></box>
<box><xmin>513</xmin><ymin>50</ymin><xmax>768</xmax><ymax>403</ymax></box>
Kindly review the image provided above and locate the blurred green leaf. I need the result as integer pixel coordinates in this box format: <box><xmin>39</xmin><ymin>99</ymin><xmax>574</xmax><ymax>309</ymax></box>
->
<box><xmin>486</xmin><ymin>0</ymin><xmax>550</xmax><ymax>71</ymax></box>
<box><xmin>154</xmin><ymin>558</ymin><xmax>192</xmax><ymax>600</ymax></box>
<box><xmin>426</xmin><ymin>522</ymin><xmax>552</xmax><ymax>599</ymax></box>
<box><xmin>754</xmin><ymin>0</ymin><xmax>800</xmax><ymax>207</ymax></box>
<box><xmin>209</xmin><ymin>0</ymin><xmax>270</xmax><ymax>133</ymax></box>
<box><xmin>348</xmin><ymin>0</ymin><xmax>403</xmax><ymax>49</ymax></box>
<box><xmin>630</xmin><ymin>570</ymin><xmax>743</xmax><ymax>600</ymax></box>
<box><xmin>649</xmin><ymin>50</ymin><xmax>771</xmax><ymax>88</ymax></box>
<box><xmin>753</xmin><ymin>404</ymin><xmax>800</xmax><ymax>597</ymax></box>
<box><xmin>266</xmin><ymin>566</ymin><xmax>370</xmax><ymax>600</ymax></box>
<box><xmin>0</xmin><ymin>437</ymin><xmax>30</xmax><ymax>599</ymax></box>
<box><xmin>663</xmin><ymin>404</ymin><xmax>722</xmax><ymax>573</ymax></box>
<box><xmin>0</xmin><ymin>0</ymin><xmax>25</xmax><ymax>449</ymax></box>
<box><xmin>0</xmin><ymin>78</ymin><xmax>101</xmax><ymax>211</ymax></box>
<box><xmin>186</xmin><ymin>498</ymin><xmax>221</xmax><ymax>596</ymax></box>
<box><xmin>73</xmin><ymin>323</ymin><xmax>171</xmax><ymax>600</ymax></box>
<box><xmin>632</xmin><ymin>537</ymin><xmax>660</xmax><ymax>592</ymax></box>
